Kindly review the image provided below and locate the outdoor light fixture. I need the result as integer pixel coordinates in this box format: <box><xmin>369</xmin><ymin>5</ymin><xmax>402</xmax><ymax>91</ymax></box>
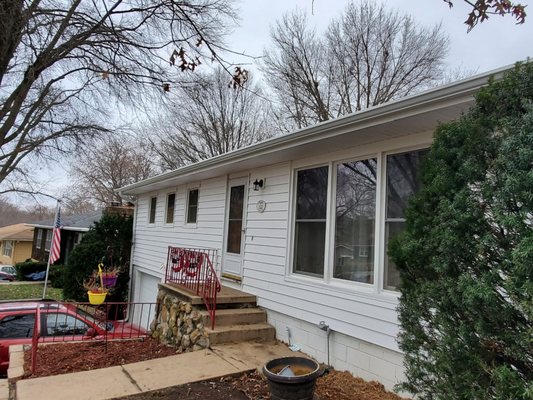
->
<box><xmin>253</xmin><ymin>178</ymin><xmax>265</xmax><ymax>191</ymax></box>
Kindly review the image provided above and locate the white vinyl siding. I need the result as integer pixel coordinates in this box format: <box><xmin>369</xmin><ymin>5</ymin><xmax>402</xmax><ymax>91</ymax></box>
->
<box><xmin>131</xmin><ymin>132</ymin><xmax>433</xmax><ymax>353</ymax></box>
<box><xmin>133</xmin><ymin>178</ymin><xmax>227</xmax><ymax>276</ymax></box>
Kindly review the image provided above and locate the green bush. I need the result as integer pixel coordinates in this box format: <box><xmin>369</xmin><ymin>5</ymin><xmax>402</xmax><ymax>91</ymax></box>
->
<box><xmin>390</xmin><ymin>62</ymin><xmax>533</xmax><ymax>399</ymax></box>
<box><xmin>62</xmin><ymin>213</ymin><xmax>133</xmax><ymax>302</ymax></box>
<box><xmin>48</xmin><ymin>264</ymin><xmax>66</xmax><ymax>288</ymax></box>
<box><xmin>15</xmin><ymin>260</ymin><xmax>47</xmax><ymax>281</ymax></box>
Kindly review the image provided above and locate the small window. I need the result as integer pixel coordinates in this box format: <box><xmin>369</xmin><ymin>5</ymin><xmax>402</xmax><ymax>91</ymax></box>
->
<box><xmin>2</xmin><ymin>240</ymin><xmax>13</xmax><ymax>257</ymax></box>
<box><xmin>166</xmin><ymin>193</ymin><xmax>175</xmax><ymax>224</ymax></box>
<box><xmin>0</xmin><ymin>314</ymin><xmax>35</xmax><ymax>338</ymax></box>
<box><xmin>36</xmin><ymin>229</ymin><xmax>43</xmax><ymax>249</ymax></box>
<box><xmin>187</xmin><ymin>189</ymin><xmax>199</xmax><ymax>224</ymax></box>
<box><xmin>44</xmin><ymin>230</ymin><xmax>52</xmax><ymax>251</ymax></box>
<box><xmin>149</xmin><ymin>196</ymin><xmax>157</xmax><ymax>224</ymax></box>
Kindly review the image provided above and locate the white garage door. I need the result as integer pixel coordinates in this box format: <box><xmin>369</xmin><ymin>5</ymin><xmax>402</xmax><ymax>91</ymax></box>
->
<box><xmin>132</xmin><ymin>272</ymin><xmax>161</xmax><ymax>330</ymax></box>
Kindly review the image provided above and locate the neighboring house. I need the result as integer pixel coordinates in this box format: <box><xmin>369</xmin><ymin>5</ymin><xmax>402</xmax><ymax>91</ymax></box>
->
<box><xmin>119</xmin><ymin>66</ymin><xmax>509</xmax><ymax>390</ymax></box>
<box><xmin>29</xmin><ymin>210</ymin><xmax>103</xmax><ymax>265</ymax></box>
<box><xmin>0</xmin><ymin>224</ymin><xmax>34</xmax><ymax>265</ymax></box>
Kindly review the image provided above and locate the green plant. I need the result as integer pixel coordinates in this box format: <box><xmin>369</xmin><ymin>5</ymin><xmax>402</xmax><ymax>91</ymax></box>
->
<box><xmin>48</xmin><ymin>264</ymin><xmax>66</xmax><ymax>288</ymax></box>
<box><xmin>390</xmin><ymin>62</ymin><xmax>533</xmax><ymax>399</ymax></box>
<box><xmin>62</xmin><ymin>213</ymin><xmax>133</xmax><ymax>302</ymax></box>
<box><xmin>14</xmin><ymin>260</ymin><xmax>47</xmax><ymax>281</ymax></box>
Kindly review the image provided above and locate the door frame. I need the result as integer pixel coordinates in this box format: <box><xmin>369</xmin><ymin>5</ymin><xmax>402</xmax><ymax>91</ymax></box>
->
<box><xmin>221</xmin><ymin>176</ymin><xmax>248</xmax><ymax>281</ymax></box>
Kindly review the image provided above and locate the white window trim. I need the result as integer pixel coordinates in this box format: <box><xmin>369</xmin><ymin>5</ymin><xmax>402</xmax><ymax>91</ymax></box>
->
<box><xmin>2</xmin><ymin>240</ymin><xmax>13</xmax><ymax>257</ymax></box>
<box><xmin>148</xmin><ymin>195</ymin><xmax>157</xmax><ymax>225</ymax></box>
<box><xmin>286</xmin><ymin>145</ymin><xmax>429</xmax><ymax>298</ymax></box>
<box><xmin>44</xmin><ymin>230</ymin><xmax>52</xmax><ymax>251</ymax></box>
<box><xmin>185</xmin><ymin>187</ymin><xmax>199</xmax><ymax>227</ymax></box>
<box><xmin>165</xmin><ymin>192</ymin><xmax>176</xmax><ymax>225</ymax></box>
<box><xmin>36</xmin><ymin>229</ymin><xmax>43</xmax><ymax>249</ymax></box>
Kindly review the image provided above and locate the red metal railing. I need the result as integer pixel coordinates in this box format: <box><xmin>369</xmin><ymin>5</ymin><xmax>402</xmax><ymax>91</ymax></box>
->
<box><xmin>165</xmin><ymin>247</ymin><xmax>221</xmax><ymax>329</ymax></box>
<box><xmin>30</xmin><ymin>301</ymin><xmax>155</xmax><ymax>373</ymax></box>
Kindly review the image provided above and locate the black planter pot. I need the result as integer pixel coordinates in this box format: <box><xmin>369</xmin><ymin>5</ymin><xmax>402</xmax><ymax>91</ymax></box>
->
<box><xmin>263</xmin><ymin>357</ymin><xmax>321</xmax><ymax>400</ymax></box>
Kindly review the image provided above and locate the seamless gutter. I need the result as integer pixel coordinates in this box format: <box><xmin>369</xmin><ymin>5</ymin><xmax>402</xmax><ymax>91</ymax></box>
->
<box><xmin>119</xmin><ymin>64</ymin><xmax>512</xmax><ymax>195</ymax></box>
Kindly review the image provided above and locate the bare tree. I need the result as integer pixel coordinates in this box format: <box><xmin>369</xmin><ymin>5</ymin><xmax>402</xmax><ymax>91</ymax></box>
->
<box><xmin>0</xmin><ymin>198</ymin><xmax>54</xmax><ymax>227</ymax></box>
<box><xmin>0</xmin><ymin>0</ymin><xmax>237</xmax><ymax>194</ymax></box>
<box><xmin>148</xmin><ymin>67</ymin><xmax>273</xmax><ymax>170</ymax></box>
<box><xmin>262</xmin><ymin>2</ymin><xmax>449</xmax><ymax>130</ymax></box>
<box><xmin>68</xmin><ymin>134</ymin><xmax>157</xmax><ymax>205</ymax></box>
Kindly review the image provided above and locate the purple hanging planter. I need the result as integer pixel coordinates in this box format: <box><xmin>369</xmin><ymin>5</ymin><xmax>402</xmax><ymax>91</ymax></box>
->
<box><xmin>102</xmin><ymin>274</ymin><xmax>118</xmax><ymax>288</ymax></box>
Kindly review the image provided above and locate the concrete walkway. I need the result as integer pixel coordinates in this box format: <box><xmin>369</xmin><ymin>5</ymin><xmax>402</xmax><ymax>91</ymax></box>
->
<box><xmin>15</xmin><ymin>341</ymin><xmax>302</xmax><ymax>400</ymax></box>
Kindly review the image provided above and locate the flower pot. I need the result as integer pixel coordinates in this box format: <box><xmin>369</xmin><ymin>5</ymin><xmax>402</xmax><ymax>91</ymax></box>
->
<box><xmin>263</xmin><ymin>357</ymin><xmax>321</xmax><ymax>400</ymax></box>
<box><xmin>88</xmin><ymin>290</ymin><xmax>107</xmax><ymax>305</ymax></box>
<box><xmin>102</xmin><ymin>275</ymin><xmax>118</xmax><ymax>288</ymax></box>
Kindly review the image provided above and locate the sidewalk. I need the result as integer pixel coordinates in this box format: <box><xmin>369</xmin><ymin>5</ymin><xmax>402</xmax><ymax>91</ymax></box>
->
<box><xmin>15</xmin><ymin>341</ymin><xmax>301</xmax><ymax>400</ymax></box>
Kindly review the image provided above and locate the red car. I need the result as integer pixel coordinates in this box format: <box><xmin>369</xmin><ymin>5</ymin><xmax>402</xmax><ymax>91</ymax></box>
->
<box><xmin>0</xmin><ymin>301</ymin><xmax>147</xmax><ymax>375</ymax></box>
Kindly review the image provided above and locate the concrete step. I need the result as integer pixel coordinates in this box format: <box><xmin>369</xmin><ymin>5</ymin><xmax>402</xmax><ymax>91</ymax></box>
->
<box><xmin>200</xmin><ymin>308</ymin><xmax>267</xmax><ymax>327</ymax></box>
<box><xmin>160</xmin><ymin>283</ymin><xmax>257</xmax><ymax>306</ymax></box>
<box><xmin>206</xmin><ymin>323</ymin><xmax>276</xmax><ymax>345</ymax></box>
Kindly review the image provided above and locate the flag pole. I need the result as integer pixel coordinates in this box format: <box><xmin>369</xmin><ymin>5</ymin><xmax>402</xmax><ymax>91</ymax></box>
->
<box><xmin>42</xmin><ymin>199</ymin><xmax>61</xmax><ymax>299</ymax></box>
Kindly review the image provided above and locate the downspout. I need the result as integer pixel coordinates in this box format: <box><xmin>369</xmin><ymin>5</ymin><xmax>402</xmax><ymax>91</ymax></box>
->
<box><xmin>126</xmin><ymin>197</ymin><xmax>138</xmax><ymax>321</ymax></box>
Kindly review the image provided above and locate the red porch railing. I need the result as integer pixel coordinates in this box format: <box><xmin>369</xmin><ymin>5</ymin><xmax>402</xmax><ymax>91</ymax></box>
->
<box><xmin>30</xmin><ymin>301</ymin><xmax>155</xmax><ymax>374</ymax></box>
<box><xmin>164</xmin><ymin>247</ymin><xmax>221</xmax><ymax>329</ymax></box>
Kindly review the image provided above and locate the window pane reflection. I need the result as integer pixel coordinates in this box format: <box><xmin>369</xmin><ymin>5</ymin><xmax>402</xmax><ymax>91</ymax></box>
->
<box><xmin>334</xmin><ymin>159</ymin><xmax>377</xmax><ymax>284</ymax></box>
<box><xmin>294</xmin><ymin>166</ymin><xmax>328</xmax><ymax>276</ymax></box>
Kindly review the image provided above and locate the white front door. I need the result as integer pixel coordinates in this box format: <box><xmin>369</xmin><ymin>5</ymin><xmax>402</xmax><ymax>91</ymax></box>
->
<box><xmin>222</xmin><ymin>178</ymin><xmax>248</xmax><ymax>280</ymax></box>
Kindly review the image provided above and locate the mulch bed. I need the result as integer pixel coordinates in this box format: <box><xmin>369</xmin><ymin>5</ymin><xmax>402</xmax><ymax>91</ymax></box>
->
<box><xmin>23</xmin><ymin>340</ymin><xmax>408</xmax><ymax>399</ymax></box>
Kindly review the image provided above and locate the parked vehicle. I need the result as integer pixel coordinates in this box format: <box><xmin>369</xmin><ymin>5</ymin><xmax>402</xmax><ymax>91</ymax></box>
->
<box><xmin>0</xmin><ymin>265</ymin><xmax>16</xmax><ymax>280</ymax></box>
<box><xmin>0</xmin><ymin>272</ymin><xmax>15</xmax><ymax>282</ymax></box>
<box><xmin>0</xmin><ymin>301</ymin><xmax>147</xmax><ymax>375</ymax></box>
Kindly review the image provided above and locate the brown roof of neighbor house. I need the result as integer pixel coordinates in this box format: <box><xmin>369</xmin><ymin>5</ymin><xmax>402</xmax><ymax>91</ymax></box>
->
<box><xmin>0</xmin><ymin>223</ymin><xmax>34</xmax><ymax>241</ymax></box>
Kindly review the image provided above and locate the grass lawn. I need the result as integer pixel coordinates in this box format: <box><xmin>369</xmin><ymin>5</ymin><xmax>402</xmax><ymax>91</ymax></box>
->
<box><xmin>0</xmin><ymin>282</ymin><xmax>63</xmax><ymax>301</ymax></box>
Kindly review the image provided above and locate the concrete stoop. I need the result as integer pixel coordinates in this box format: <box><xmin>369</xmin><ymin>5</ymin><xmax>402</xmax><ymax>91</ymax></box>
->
<box><xmin>163</xmin><ymin>283</ymin><xmax>276</xmax><ymax>346</ymax></box>
<box><xmin>201</xmin><ymin>296</ymin><xmax>275</xmax><ymax>345</ymax></box>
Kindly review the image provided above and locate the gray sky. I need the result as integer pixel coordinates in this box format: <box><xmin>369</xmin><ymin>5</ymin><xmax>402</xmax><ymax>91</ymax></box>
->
<box><xmin>229</xmin><ymin>0</ymin><xmax>532</xmax><ymax>74</ymax></box>
<box><xmin>27</xmin><ymin>0</ymin><xmax>533</xmax><ymax>207</ymax></box>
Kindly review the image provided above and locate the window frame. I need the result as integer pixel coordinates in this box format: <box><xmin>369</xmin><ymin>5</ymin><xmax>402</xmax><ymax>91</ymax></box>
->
<box><xmin>165</xmin><ymin>192</ymin><xmax>176</xmax><ymax>224</ymax></box>
<box><xmin>2</xmin><ymin>240</ymin><xmax>13</xmax><ymax>257</ymax></box>
<box><xmin>148</xmin><ymin>196</ymin><xmax>157</xmax><ymax>225</ymax></box>
<box><xmin>44</xmin><ymin>230</ymin><xmax>52</xmax><ymax>251</ymax></box>
<box><xmin>186</xmin><ymin>188</ymin><xmax>199</xmax><ymax>225</ymax></box>
<box><xmin>36</xmin><ymin>229</ymin><xmax>43</xmax><ymax>249</ymax></box>
<box><xmin>288</xmin><ymin>145</ymin><xmax>428</xmax><ymax>296</ymax></box>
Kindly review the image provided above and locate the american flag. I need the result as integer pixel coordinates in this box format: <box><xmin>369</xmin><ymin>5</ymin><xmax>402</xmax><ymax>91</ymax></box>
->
<box><xmin>49</xmin><ymin>207</ymin><xmax>61</xmax><ymax>264</ymax></box>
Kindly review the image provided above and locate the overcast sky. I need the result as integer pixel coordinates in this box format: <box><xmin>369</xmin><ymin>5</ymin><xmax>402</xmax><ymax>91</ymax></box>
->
<box><xmin>28</xmin><ymin>0</ymin><xmax>533</xmax><ymax>208</ymax></box>
<box><xmin>229</xmin><ymin>0</ymin><xmax>532</xmax><ymax>74</ymax></box>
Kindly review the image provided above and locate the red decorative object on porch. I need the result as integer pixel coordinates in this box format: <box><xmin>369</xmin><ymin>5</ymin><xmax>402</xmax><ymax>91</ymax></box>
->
<box><xmin>165</xmin><ymin>247</ymin><xmax>221</xmax><ymax>329</ymax></box>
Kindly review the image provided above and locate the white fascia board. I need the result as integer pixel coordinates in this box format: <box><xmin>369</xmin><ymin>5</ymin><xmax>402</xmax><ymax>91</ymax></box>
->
<box><xmin>119</xmin><ymin>64</ymin><xmax>512</xmax><ymax>196</ymax></box>
<box><xmin>28</xmin><ymin>224</ymin><xmax>89</xmax><ymax>232</ymax></box>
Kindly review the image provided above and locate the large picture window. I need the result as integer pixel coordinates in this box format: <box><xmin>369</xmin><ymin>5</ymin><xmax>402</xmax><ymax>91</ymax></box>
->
<box><xmin>293</xmin><ymin>166</ymin><xmax>329</xmax><ymax>277</ymax></box>
<box><xmin>334</xmin><ymin>159</ymin><xmax>377</xmax><ymax>284</ymax></box>
<box><xmin>291</xmin><ymin>148</ymin><xmax>427</xmax><ymax>293</ymax></box>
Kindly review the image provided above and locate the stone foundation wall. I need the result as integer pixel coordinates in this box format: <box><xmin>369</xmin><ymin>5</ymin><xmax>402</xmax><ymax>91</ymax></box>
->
<box><xmin>150</xmin><ymin>288</ymin><xmax>209</xmax><ymax>352</ymax></box>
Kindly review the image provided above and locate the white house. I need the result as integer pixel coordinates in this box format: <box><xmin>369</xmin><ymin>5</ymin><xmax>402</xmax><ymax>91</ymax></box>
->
<box><xmin>119</xmin><ymin>65</ymin><xmax>509</xmax><ymax>390</ymax></box>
